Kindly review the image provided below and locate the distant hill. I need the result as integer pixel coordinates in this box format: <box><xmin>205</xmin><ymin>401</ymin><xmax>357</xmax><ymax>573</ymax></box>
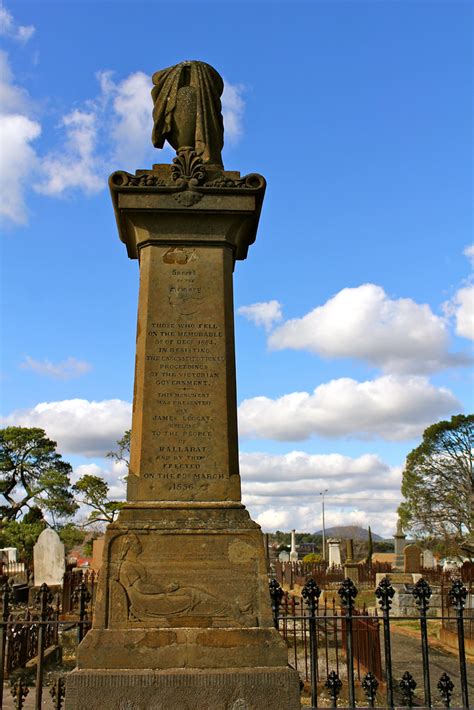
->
<box><xmin>314</xmin><ymin>525</ymin><xmax>383</xmax><ymax>541</ymax></box>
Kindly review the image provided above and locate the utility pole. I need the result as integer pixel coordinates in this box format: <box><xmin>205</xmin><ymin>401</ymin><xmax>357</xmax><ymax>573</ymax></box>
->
<box><xmin>320</xmin><ymin>489</ymin><xmax>328</xmax><ymax>561</ymax></box>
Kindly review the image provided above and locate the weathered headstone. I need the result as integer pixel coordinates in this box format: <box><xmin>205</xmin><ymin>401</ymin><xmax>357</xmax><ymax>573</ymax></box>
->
<box><xmin>422</xmin><ymin>549</ymin><xmax>436</xmax><ymax>569</ymax></box>
<box><xmin>33</xmin><ymin>528</ymin><xmax>65</xmax><ymax>587</ymax></box>
<box><xmin>328</xmin><ymin>539</ymin><xmax>342</xmax><ymax>567</ymax></box>
<box><xmin>404</xmin><ymin>543</ymin><xmax>422</xmax><ymax>574</ymax></box>
<box><xmin>66</xmin><ymin>60</ymin><xmax>300</xmax><ymax>709</ymax></box>
<box><xmin>278</xmin><ymin>550</ymin><xmax>290</xmax><ymax>563</ymax></box>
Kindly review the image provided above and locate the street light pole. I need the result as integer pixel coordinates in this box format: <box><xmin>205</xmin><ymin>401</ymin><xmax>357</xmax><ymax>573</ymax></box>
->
<box><xmin>320</xmin><ymin>489</ymin><xmax>328</xmax><ymax>561</ymax></box>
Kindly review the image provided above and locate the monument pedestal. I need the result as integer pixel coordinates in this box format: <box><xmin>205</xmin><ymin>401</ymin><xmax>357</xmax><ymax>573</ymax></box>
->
<box><xmin>65</xmin><ymin>161</ymin><xmax>300</xmax><ymax>708</ymax></box>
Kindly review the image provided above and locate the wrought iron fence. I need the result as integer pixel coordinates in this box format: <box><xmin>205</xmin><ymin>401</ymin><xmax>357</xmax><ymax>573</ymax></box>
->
<box><xmin>1</xmin><ymin>575</ymin><xmax>472</xmax><ymax>709</ymax></box>
<box><xmin>1</xmin><ymin>580</ymin><xmax>91</xmax><ymax>710</ymax></box>
<box><xmin>270</xmin><ymin>576</ymin><xmax>472</xmax><ymax>709</ymax></box>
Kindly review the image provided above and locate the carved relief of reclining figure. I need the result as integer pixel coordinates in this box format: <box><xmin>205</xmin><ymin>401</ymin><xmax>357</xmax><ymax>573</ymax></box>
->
<box><xmin>116</xmin><ymin>533</ymin><xmax>234</xmax><ymax>621</ymax></box>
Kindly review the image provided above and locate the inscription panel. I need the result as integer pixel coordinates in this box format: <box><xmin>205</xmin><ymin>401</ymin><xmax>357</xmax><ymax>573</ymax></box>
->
<box><xmin>130</xmin><ymin>246</ymin><xmax>239</xmax><ymax>501</ymax></box>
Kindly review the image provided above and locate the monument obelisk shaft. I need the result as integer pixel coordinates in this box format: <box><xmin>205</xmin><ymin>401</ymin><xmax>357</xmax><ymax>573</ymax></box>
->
<box><xmin>65</xmin><ymin>61</ymin><xmax>300</xmax><ymax>710</ymax></box>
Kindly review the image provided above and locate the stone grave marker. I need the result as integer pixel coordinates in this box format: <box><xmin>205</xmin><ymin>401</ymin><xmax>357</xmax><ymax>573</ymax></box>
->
<box><xmin>404</xmin><ymin>543</ymin><xmax>422</xmax><ymax>574</ymax></box>
<box><xmin>328</xmin><ymin>539</ymin><xmax>342</xmax><ymax>567</ymax></box>
<box><xmin>34</xmin><ymin>528</ymin><xmax>65</xmax><ymax>587</ymax></box>
<box><xmin>422</xmin><ymin>549</ymin><xmax>436</xmax><ymax>569</ymax></box>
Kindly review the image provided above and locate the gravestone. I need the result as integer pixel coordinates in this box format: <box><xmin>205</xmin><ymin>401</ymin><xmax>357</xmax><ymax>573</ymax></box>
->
<box><xmin>66</xmin><ymin>60</ymin><xmax>300</xmax><ymax>710</ymax></box>
<box><xmin>33</xmin><ymin>528</ymin><xmax>65</xmax><ymax>587</ymax></box>
<box><xmin>422</xmin><ymin>549</ymin><xmax>436</xmax><ymax>569</ymax></box>
<box><xmin>328</xmin><ymin>539</ymin><xmax>342</xmax><ymax>567</ymax></box>
<box><xmin>278</xmin><ymin>550</ymin><xmax>290</xmax><ymax>563</ymax></box>
<box><xmin>404</xmin><ymin>543</ymin><xmax>422</xmax><ymax>574</ymax></box>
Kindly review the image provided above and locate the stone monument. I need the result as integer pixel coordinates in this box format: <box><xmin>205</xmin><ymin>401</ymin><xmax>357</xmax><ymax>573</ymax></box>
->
<box><xmin>404</xmin><ymin>543</ymin><xmax>422</xmax><ymax>574</ymax></box>
<box><xmin>327</xmin><ymin>538</ymin><xmax>342</xmax><ymax>567</ymax></box>
<box><xmin>33</xmin><ymin>528</ymin><xmax>65</xmax><ymax>587</ymax></box>
<box><xmin>289</xmin><ymin>529</ymin><xmax>298</xmax><ymax>562</ymax></box>
<box><xmin>393</xmin><ymin>517</ymin><xmax>406</xmax><ymax>571</ymax></box>
<box><xmin>65</xmin><ymin>60</ymin><xmax>300</xmax><ymax>710</ymax></box>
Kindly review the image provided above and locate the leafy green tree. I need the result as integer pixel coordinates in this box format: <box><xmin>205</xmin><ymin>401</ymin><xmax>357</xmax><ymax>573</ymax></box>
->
<box><xmin>0</xmin><ymin>427</ymin><xmax>78</xmax><ymax>523</ymax></box>
<box><xmin>57</xmin><ymin>523</ymin><xmax>87</xmax><ymax>553</ymax></box>
<box><xmin>367</xmin><ymin>526</ymin><xmax>373</xmax><ymax>565</ymax></box>
<box><xmin>0</xmin><ymin>519</ymin><xmax>46</xmax><ymax>563</ymax></box>
<box><xmin>399</xmin><ymin>414</ymin><xmax>473</xmax><ymax>555</ymax></box>
<box><xmin>302</xmin><ymin>552</ymin><xmax>323</xmax><ymax>564</ymax></box>
<box><xmin>107</xmin><ymin>429</ymin><xmax>131</xmax><ymax>468</ymax></box>
<box><xmin>73</xmin><ymin>474</ymin><xmax>123</xmax><ymax>525</ymax></box>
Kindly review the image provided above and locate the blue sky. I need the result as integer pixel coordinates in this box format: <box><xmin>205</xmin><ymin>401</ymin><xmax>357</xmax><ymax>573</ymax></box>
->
<box><xmin>1</xmin><ymin>0</ymin><xmax>472</xmax><ymax>537</ymax></box>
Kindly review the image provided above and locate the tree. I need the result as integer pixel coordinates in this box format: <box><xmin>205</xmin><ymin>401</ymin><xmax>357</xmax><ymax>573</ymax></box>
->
<box><xmin>367</xmin><ymin>526</ymin><xmax>373</xmax><ymax>566</ymax></box>
<box><xmin>398</xmin><ymin>414</ymin><xmax>473</xmax><ymax>555</ymax></box>
<box><xmin>0</xmin><ymin>427</ymin><xmax>78</xmax><ymax>523</ymax></box>
<box><xmin>0</xmin><ymin>519</ymin><xmax>46</xmax><ymax>563</ymax></box>
<box><xmin>107</xmin><ymin>429</ymin><xmax>130</xmax><ymax>468</ymax></box>
<box><xmin>73</xmin><ymin>474</ymin><xmax>123</xmax><ymax>525</ymax></box>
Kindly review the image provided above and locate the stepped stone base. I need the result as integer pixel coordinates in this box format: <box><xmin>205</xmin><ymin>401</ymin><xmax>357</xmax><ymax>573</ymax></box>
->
<box><xmin>65</xmin><ymin>667</ymin><xmax>301</xmax><ymax>709</ymax></box>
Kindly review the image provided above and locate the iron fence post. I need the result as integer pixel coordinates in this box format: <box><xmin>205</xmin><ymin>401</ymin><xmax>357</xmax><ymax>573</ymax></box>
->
<box><xmin>72</xmin><ymin>581</ymin><xmax>92</xmax><ymax>643</ymax></box>
<box><xmin>10</xmin><ymin>676</ymin><xmax>29</xmax><ymax>709</ymax></box>
<box><xmin>437</xmin><ymin>671</ymin><xmax>454</xmax><ymax>708</ymax></box>
<box><xmin>269</xmin><ymin>579</ymin><xmax>283</xmax><ymax>630</ymax></box>
<box><xmin>361</xmin><ymin>671</ymin><xmax>379</xmax><ymax>708</ymax></box>
<box><xmin>50</xmin><ymin>675</ymin><xmax>66</xmax><ymax>709</ymax></box>
<box><xmin>302</xmin><ymin>578</ymin><xmax>321</xmax><ymax>709</ymax></box>
<box><xmin>448</xmin><ymin>579</ymin><xmax>469</xmax><ymax>710</ymax></box>
<box><xmin>324</xmin><ymin>670</ymin><xmax>342</xmax><ymax>709</ymax></box>
<box><xmin>338</xmin><ymin>577</ymin><xmax>357</xmax><ymax>708</ymax></box>
<box><xmin>413</xmin><ymin>577</ymin><xmax>432</xmax><ymax>707</ymax></box>
<box><xmin>399</xmin><ymin>670</ymin><xmax>417</xmax><ymax>709</ymax></box>
<box><xmin>34</xmin><ymin>582</ymin><xmax>53</xmax><ymax>710</ymax></box>
<box><xmin>0</xmin><ymin>581</ymin><xmax>12</xmax><ymax>710</ymax></box>
<box><xmin>375</xmin><ymin>576</ymin><xmax>395</xmax><ymax>709</ymax></box>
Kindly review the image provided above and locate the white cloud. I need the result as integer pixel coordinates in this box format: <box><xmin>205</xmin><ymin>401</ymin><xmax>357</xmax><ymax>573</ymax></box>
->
<box><xmin>36</xmin><ymin>109</ymin><xmax>103</xmax><ymax>196</ymax></box>
<box><xmin>239</xmin><ymin>451</ymin><xmax>401</xmax><ymax>537</ymax></box>
<box><xmin>450</xmin><ymin>285</ymin><xmax>474</xmax><ymax>341</ymax></box>
<box><xmin>463</xmin><ymin>244</ymin><xmax>474</xmax><ymax>266</ymax></box>
<box><xmin>35</xmin><ymin>70</ymin><xmax>157</xmax><ymax>196</ymax></box>
<box><xmin>20</xmin><ymin>356</ymin><xmax>92</xmax><ymax>380</ymax></box>
<box><xmin>238</xmin><ymin>374</ymin><xmax>460</xmax><ymax>441</ymax></box>
<box><xmin>73</xmin><ymin>461</ymin><xmax>127</xmax><ymax>501</ymax></box>
<box><xmin>1</xmin><ymin>399</ymin><xmax>132</xmax><ymax>457</ymax></box>
<box><xmin>0</xmin><ymin>3</ymin><xmax>35</xmax><ymax>43</ymax></box>
<box><xmin>238</xmin><ymin>300</ymin><xmax>282</xmax><ymax>331</ymax></box>
<box><xmin>222</xmin><ymin>80</ymin><xmax>245</xmax><ymax>142</ymax></box>
<box><xmin>268</xmin><ymin>284</ymin><xmax>468</xmax><ymax>374</ymax></box>
<box><xmin>0</xmin><ymin>50</ymin><xmax>41</xmax><ymax>225</ymax></box>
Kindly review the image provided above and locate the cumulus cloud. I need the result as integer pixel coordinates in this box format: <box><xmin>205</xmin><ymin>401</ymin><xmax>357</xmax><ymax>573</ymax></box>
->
<box><xmin>268</xmin><ymin>284</ymin><xmax>468</xmax><ymax>374</ymax></box>
<box><xmin>73</xmin><ymin>461</ymin><xmax>127</xmax><ymax>501</ymax></box>
<box><xmin>238</xmin><ymin>374</ymin><xmax>460</xmax><ymax>441</ymax></box>
<box><xmin>239</xmin><ymin>451</ymin><xmax>402</xmax><ymax>536</ymax></box>
<box><xmin>238</xmin><ymin>300</ymin><xmax>282</xmax><ymax>331</ymax></box>
<box><xmin>450</xmin><ymin>285</ymin><xmax>474</xmax><ymax>341</ymax></box>
<box><xmin>1</xmin><ymin>399</ymin><xmax>132</xmax><ymax>457</ymax></box>
<box><xmin>463</xmin><ymin>244</ymin><xmax>474</xmax><ymax>266</ymax></box>
<box><xmin>0</xmin><ymin>50</ymin><xmax>41</xmax><ymax>225</ymax></box>
<box><xmin>36</xmin><ymin>110</ymin><xmax>104</xmax><ymax>195</ymax></box>
<box><xmin>222</xmin><ymin>80</ymin><xmax>245</xmax><ymax>142</ymax></box>
<box><xmin>20</xmin><ymin>356</ymin><xmax>92</xmax><ymax>380</ymax></box>
<box><xmin>0</xmin><ymin>3</ymin><xmax>35</xmax><ymax>43</ymax></box>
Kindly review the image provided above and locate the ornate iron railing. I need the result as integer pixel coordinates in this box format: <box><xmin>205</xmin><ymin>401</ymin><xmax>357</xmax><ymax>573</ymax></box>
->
<box><xmin>271</xmin><ymin>576</ymin><xmax>472</xmax><ymax>709</ymax></box>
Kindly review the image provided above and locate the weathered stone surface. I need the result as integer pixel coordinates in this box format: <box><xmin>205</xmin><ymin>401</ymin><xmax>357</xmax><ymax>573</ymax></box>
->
<box><xmin>33</xmin><ymin>528</ymin><xmax>65</xmax><ymax>587</ymax></box>
<box><xmin>90</xmin><ymin>537</ymin><xmax>104</xmax><ymax>571</ymax></box>
<box><xmin>66</xmin><ymin>668</ymin><xmax>300</xmax><ymax>710</ymax></box>
<box><xmin>404</xmin><ymin>543</ymin><xmax>422</xmax><ymax>573</ymax></box>
<box><xmin>327</xmin><ymin>538</ymin><xmax>341</xmax><ymax>567</ymax></box>
<box><xmin>65</xmin><ymin>160</ymin><xmax>299</xmax><ymax>707</ymax></box>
